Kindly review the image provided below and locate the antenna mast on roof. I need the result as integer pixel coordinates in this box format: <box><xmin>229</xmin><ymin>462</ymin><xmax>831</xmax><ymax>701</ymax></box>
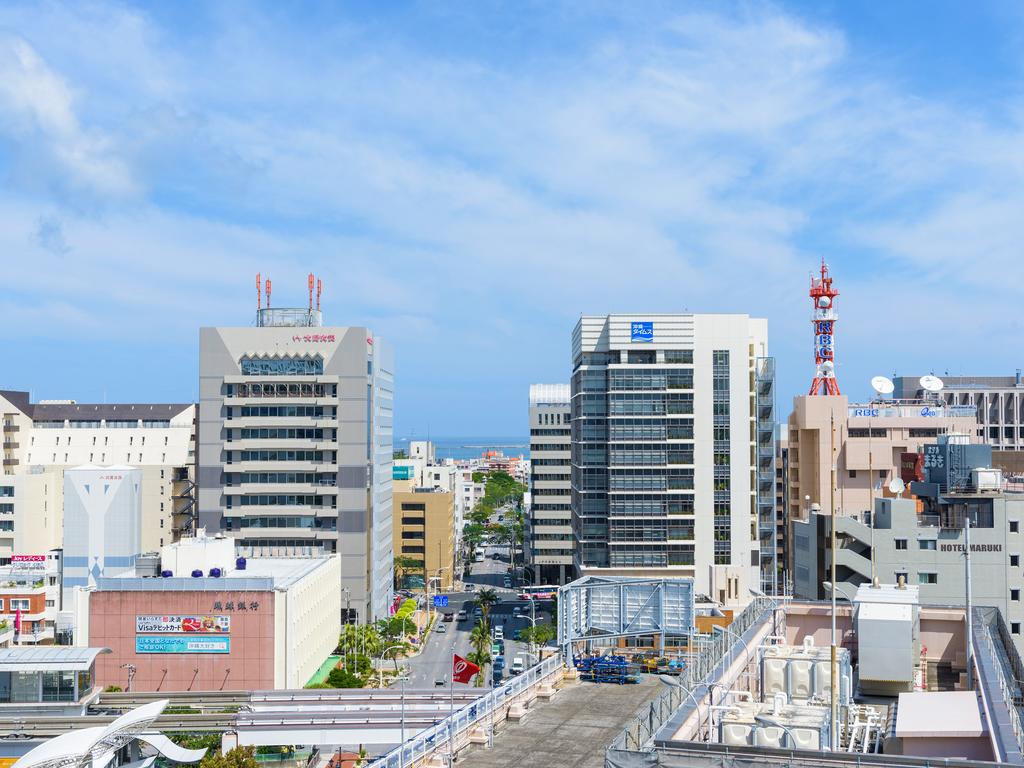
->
<box><xmin>256</xmin><ymin>273</ymin><xmax>262</xmax><ymax>310</ymax></box>
<box><xmin>265</xmin><ymin>278</ymin><xmax>272</xmax><ymax>309</ymax></box>
<box><xmin>808</xmin><ymin>259</ymin><xmax>841</xmax><ymax>396</ymax></box>
<box><xmin>316</xmin><ymin>278</ymin><xmax>322</xmax><ymax>311</ymax></box>
<box><xmin>308</xmin><ymin>273</ymin><xmax>314</xmax><ymax>312</ymax></box>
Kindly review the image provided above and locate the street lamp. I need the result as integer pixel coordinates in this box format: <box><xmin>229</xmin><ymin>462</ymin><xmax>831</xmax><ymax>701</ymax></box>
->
<box><xmin>378</xmin><ymin>644</ymin><xmax>405</xmax><ymax>688</ymax></box>
<box><xmin>120</xmin><ymin>663</ymin><xmax>136</xmax><ymax>693</ymax></box>
<box><xmin>822</xmin><ymin>581</ymin><xmax>852</xmax><ymax>749</ymax></box>
<box><xmin>712</xmin><ymin>624</ymin><xmax>754</xmax><ymax>691</ymax></box>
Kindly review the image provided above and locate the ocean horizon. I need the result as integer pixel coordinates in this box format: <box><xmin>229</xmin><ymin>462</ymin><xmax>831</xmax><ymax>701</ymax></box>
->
<box><xmin>395</xmin><ymin>435</ymin><xmax>529</xmax><ymax>461</ymax></box>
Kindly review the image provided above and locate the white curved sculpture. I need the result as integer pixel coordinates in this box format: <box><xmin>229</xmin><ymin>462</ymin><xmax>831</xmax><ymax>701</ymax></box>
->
<box><xmin>13</xmin><ymin>699</ymin><xmax>207</xmax><ymax>768</ymax></box>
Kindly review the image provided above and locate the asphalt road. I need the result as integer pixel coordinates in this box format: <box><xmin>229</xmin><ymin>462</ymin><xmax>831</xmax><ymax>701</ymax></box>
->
<box><xmin>400</xmin><ymin>544</ymin><xmax>552</xmax><ymax>689</ymax></box>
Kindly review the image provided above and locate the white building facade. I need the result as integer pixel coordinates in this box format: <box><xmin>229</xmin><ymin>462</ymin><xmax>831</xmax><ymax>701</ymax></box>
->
<box><xmin>571</xmin><ymin>314</ymin><xmax>772</xmax><ymax>604</ymax></box>
<box><xmin>527</xmin><ymin>384</ymin><xmax>573</xmax><ymax>585</ymax></box>
<box><xmin>198</xmin><ymin>309</ymin><xmax>394</xmax><ymax>622</ymax></box>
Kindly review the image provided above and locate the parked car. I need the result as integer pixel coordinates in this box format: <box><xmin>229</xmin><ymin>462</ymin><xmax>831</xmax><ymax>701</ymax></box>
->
<box><xmin>493</xmin><ymin>654</ymin><xmax>505</xmax><ymax>670</ymax></box>
<box><xmin>510</xmin><ymin>657</ymin><xmax>525</xmax><ymax>675</ymax></box>
<box><xmin>493</xmin><ymin>625</ymin><xmax>504</xmax><ymax>640</ymax></box>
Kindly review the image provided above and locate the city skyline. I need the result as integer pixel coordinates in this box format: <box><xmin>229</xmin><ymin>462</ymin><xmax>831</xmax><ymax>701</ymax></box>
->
<box><xmin>2</xmin><ymin>2</ymin><xmax>1023</xmax><ymax>435</ymax></box>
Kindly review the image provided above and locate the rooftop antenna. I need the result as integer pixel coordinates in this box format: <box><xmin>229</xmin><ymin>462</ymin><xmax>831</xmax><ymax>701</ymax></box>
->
<box><xmin>871</xmin><ymin>375</ymin><xmax>894</xmax><ymax>401</ymax></box>
<box><xmin>808</xmin><ymin>259</ymin><xmax>841</xmax><ymax>396</ymax></box>
<box><xmin>920</xmin><ymin>374</ymin><xmax>944</xmax><ymax>401</ymax></box>
<box><xmin>308</xmin><ymin>273</ymin><xmax>314</xmax><ymax>312</ymax></box>
<box><xmin>316</xmin><ymin>278</ymin><xmax>322</xmax><ymax>311</ymax></box>
<box><xmin>265</xmin><ymin>278</ymin><xmax>272</xmax><ymax>309</ymax></box>
<box><xmin>256</xmin><ymin>273</ymin><xmax>262</xmax><ymax>310</ymax></box>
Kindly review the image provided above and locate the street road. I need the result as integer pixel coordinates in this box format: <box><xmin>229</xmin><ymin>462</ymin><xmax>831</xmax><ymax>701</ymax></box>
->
<box><xmin>399</xmin><ymin>544</ymin><xmax>551</xmax><ymax>689</ymax></box>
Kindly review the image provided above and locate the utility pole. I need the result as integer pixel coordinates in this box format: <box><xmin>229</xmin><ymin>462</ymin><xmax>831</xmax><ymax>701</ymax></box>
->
<box><xmin>830</xmin><ymin>412</ymin><xmax>839</xmax><ymax>751</ymax></box>
<box><xmin>965</xmin><ymin>516</ymin><xmax>974</xmax><ymax>690</ymax></box>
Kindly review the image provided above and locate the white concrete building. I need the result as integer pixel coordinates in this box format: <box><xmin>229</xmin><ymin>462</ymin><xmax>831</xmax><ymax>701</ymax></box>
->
<box><xmin>0</xmin><ymin>392</ymin><xmax>196</xmax><ymax>563</ymax></box>
<box><xmin>198</xmin><ymin>303</ymin><xmax>394</xmax><ymax>622</ymax></box>
<box><xmin>571</xmin><ymin>314</ymin><xmax>774</xmax><ymax>604</ymax></box>
<box><xmin>62</xmin><ymin>465</ymin><xmax>143</xmax><ymax>606</ymax></box>
<box><xmin>527</xmin><ymin>384</ymin><xmax>573</xmax><ymax>585</ymax></box>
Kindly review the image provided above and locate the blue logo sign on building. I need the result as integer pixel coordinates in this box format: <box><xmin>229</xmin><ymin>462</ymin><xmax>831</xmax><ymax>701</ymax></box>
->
<box><xmin>433</xmin><ymin>595</ymin><xmax>449</xmax><ymax>608</ymax></box>
<box><xmin>135</xmin><ymin>636</ymin><xmax>231</xmax><ymax>654</ymax></box>
<box><xmin>631</xmin><ymin>321</ymin><xmax>654</xmax><ymax>343</ymax></box>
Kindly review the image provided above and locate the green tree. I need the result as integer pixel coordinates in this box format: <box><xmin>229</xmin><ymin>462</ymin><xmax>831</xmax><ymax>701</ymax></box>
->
<box><xmin>469</xmin><ymin>620</ymin><xmax>493</xmax><ymax>686</ymax></box>
<box><xmin>463</xmin><ymin>523</ymin><xmax>486</xmax><ymax>562</ymax></box>
<box><xmin>393</xmin><ymin>449</ymin><xmax>408</xmax><ymax>459</ymax></box>
<box><xmin>327</xmin><ymin>667</ymin><xmax>364</xmax><ymax>688</ymax></box>
<box><xmin>200</xmin><ymin>747</ymin><xmax>258</xmax><ymax>768</ymax></box>
<box><xmin>518</xmin><ymin>624</ymin><xmax>556</xmax><ymax>646</ymax></box>
<box><xmin>467</xmin><ymin>648</ymin><xmax>491</xmax><ymax>687</ymax></box>
<box><xmin>475</xmin><ymin>588</ymin><xmax>499</xmax><ymax>630</ymax></box>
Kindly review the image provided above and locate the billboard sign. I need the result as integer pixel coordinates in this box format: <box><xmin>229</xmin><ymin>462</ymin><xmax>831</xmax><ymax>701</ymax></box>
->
<box><xmin>136</xmin><ymin>615</ymin><xmax>231</xmax><ymax>633</ymax></box>
<box><xmin>10</xmin><ymin>555</ymin><xmax>47</xmax><ymax>573</ymax></box>
<box><xmin>631</xmin><ymin>321</ymin><xmax>654</xmax><ymax>343</ymax></box>
<box><xmin>433</xmin><ymin>595</ymin><xmax>448</xmax><ymax>608</ymax></box>
<box><xmin>135</xmin><ymin>636</ymin><xmax>230</xmax><ymax>654</ymax></box>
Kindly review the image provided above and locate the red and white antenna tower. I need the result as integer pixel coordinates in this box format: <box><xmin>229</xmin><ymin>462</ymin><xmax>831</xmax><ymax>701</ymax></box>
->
<box><xmin>256</xmin><ymin>273</ymin><xmax>262</xmax><ymax>310</ymax></box>
<box><xmin>316</xmin><ymin>278</ymin><xmax>322</xmax><ymax>311</ymax></box>
<box><xmin>308</xmin><ymin>273</ymin><xmax>314</xmax><ymax>311</ymax></box>
<box><xmin>808</xmin><ymin>259</ymin><xmax>841</xmax><ymax>396</ymax></box>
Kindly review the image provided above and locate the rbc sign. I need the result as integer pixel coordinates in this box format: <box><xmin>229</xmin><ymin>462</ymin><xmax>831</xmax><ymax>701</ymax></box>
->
<box><xmin>631</xmin><ymin>321</ymin><xmax>654</xmax><ymax>342</ymax></box>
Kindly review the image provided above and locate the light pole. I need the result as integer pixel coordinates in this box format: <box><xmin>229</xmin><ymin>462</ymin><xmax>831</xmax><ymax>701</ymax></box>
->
<box><xmin>120</xmin><ymin>663</ymin><xmax>136</xmax><ymax>693</ymax></box>
<box><xmin>712</xmin><ymin>625</ymin><xmax>753</xmax><ymax>691</ymax></box>
<box><xmin>378</xmin><ymin>644</ymin><xmax>404</xmax><ymax>688</ymax></box>
<box><xmin>823</xmin><ymin>581</ymin><xmax>851</xmax><ymax>746</ymax></box>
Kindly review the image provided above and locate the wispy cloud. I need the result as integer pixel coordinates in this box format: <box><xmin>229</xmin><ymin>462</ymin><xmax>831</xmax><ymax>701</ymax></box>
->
<box><xmin>0</xmin><ymin>2</ymin><xmax>1022</xmax><ymax>431</ymax></box>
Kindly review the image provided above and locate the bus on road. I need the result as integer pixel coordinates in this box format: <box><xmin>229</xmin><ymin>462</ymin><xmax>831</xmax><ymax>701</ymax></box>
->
<box><xmin>519</xmin><ymin>585</ymin><xmax>558</xmax><ymax>601</ymax></box>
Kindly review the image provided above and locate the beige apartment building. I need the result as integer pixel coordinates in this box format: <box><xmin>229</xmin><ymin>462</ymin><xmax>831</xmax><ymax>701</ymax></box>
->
<box><xmin>786</xmin><ymin>394</ymin><xmax>979</xmax><ymax>527</ymax></box>
<box><xmin>392</xmin><ymin>479</ymin><xmax>455</xmax><ymax>592</ymax></box>
<box><xmin>0</xmin><ymin>391</ymin><xmax>195</xmax><ymax>562</ymax></box>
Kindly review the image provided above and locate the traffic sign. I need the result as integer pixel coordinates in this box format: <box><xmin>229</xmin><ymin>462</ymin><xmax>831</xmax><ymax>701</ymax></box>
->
<box><xmin>433</xmin><ymin>595</ymin><xmax>449</xmax><ymax>608</ymax></box>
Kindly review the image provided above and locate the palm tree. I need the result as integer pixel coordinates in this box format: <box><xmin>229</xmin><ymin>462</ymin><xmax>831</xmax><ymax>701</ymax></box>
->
<box><xmin>467</xmin><ymin>648</ymin><xmax>491</xmax><ymax>687</ymax></box>
<box><xmin>469</xmin><ymin>620</ymin><xmax>492</xmax><ymax>687</ymax></box>
<box><xmin>476</xmin><ymin>588</ymin><xmax>499</xmax><ymax>631</ymax></box>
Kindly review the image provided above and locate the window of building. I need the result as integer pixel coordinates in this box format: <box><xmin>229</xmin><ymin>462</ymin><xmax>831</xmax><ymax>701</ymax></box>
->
<box><xmin>1012</xmin><ymin>589</ymin><xmax>1020</xmax><ymax>601</ymax></box>
<box><xmin>1012</xmin><ymin>520</ymin><xmax>1019</xmax><ymax>534</ymax></box>
<box><xmin>1012</xmin><ymin>554</ymin><xmax>1020</xmax><ymax>567</ymax></box>
<box><xmin>848</xmin><ymin>470</ymin><xmax>856</xmax><ymax>478</ymax></box>
<box><xmin>9</xmin><ymin>599</ymin><xmax>29</xmax><ymax>611</ymax></box>
<box><xmin>918</xmin><ymin>539</ymin><xmax>937</xmax><ymax>550</ymax></box>
<box><xmin>1013</xmin><ymin>622</ymin><xmax>1021</xmax><ymax>635</ymax></box>
<box><xmin>895</xmin><ymin>538</ymin><xmax>908</xmax><ymax>550</ymax></box>
<box><xmin>917</xmin><ymin>572</ymin><xmax>937</xmax><ymax>585</ymax></box>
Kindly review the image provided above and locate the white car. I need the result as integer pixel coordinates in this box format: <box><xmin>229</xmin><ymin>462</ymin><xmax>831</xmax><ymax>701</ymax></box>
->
<box><xmin>510</xmin><ymin>657</ymin><xmax>525</xmax><ymax>675</ymax></box>
<box><xmin>493</xmin><ymin>626</ymin><xmax>504</xmax><ymax>640</ymax></box>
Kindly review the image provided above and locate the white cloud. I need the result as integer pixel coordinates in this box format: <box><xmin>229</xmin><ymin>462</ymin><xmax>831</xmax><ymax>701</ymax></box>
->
<box><xmin>0</xmin><ymin>35</ymin><xmax>135</xmax><ymax>198</ymax></box>
<box><xmin>1</xmin><ymin>2</ymin><xmax>1023</xmax><ymax>426</ymax></box>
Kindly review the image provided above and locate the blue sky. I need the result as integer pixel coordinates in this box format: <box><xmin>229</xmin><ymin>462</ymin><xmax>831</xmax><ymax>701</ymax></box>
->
<box><xmin>1</xmin><ymin>2</ymin><xmax>1023</xmax><ymax>437</ymax></box>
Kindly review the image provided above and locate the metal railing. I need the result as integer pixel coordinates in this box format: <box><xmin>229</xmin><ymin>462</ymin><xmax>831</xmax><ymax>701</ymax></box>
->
<box><xmin>367</xmin><ymin>654</ymin><xmax>565</xmax><ymax>768</ymax></box>
<box><xmin>973</xmin><ymin>607</ymin><xmax>1024</xmax><ymax>761</ymax></box>
<box><xmin>615</xmin><ymin>596</ymin><xmax>779</xmax><ymax>752</ymax></box>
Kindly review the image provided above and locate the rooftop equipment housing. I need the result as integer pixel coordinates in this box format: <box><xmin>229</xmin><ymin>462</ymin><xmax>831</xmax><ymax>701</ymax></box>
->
<box><xmin>854</xmin><ymin>583</ymin><xmax>921</xmax><ymax>696</ymax></box>
<box><xmin>759</xmin><ymin>637</ymin><xmax>852</xmax><ymax>707</ymax></box>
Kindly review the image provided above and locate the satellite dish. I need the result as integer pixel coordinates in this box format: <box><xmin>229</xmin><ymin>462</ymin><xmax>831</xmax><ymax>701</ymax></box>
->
<box><xmin>920</xmin><ymin>375</ymin><xmax>944</xmax><ymax>394</ymax></box>
<box><xmin>871</xmin><ymin>376</ymin><xmax>895</xmax><ymax>396</ymax></box>
<box><xmin>817</xmin><ymin>296</ymin><xmax>831</xmax><ymax>308</ymax></box>
<box><xmin>888</xmin><ymin>478</ymin><xmax>906</xmax><ymax>496</ymax></box>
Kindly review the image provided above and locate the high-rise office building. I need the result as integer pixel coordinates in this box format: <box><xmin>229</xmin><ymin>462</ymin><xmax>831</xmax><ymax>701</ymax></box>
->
<box><xmin>894</xmin><ymin>374</ymin><xmax>1024</xmax><ymax>451</ymax></box>
<box><xmin>570</xmin><ymin>314</ymin><xmax>774</xmax><ymax>603</ymax></box>
<box><xmin>527</xmin><ymin>384</ymin><xmax>573</xmax><ymax>585</ymax></box>
<box><xmin>198</xmin><ymin>286</ymin><xmax>394</xmax><ymax>622</ymax></box>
